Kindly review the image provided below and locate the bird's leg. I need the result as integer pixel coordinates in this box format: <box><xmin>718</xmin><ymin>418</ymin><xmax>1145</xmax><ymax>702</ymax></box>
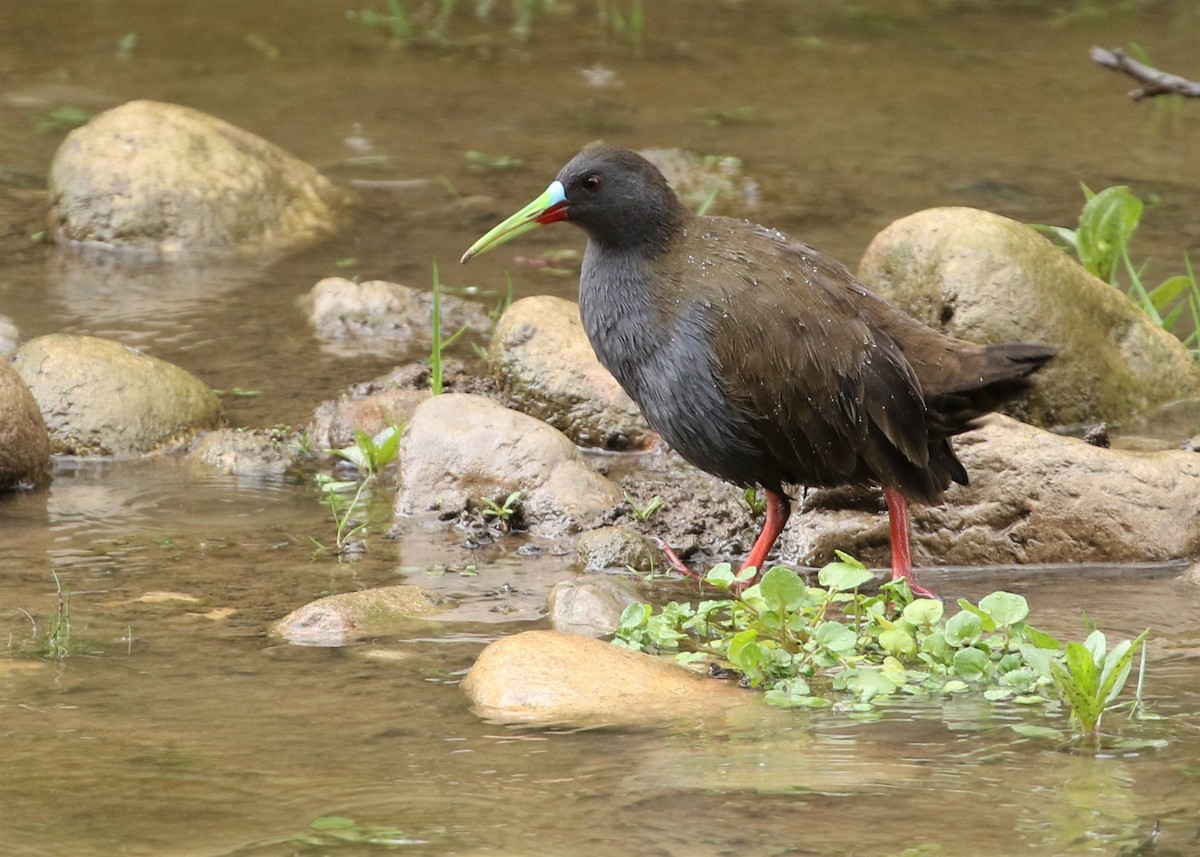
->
<box><xmin>652</xmin><ymin>537</ymin><xmax>703</xmax><ymax>580</ymax></box>
<box><xmin>739</xmin><ymin>489</ymin><xmax>792</xmax><ymax>582</ymax></box>
<box><xmin>882</xmin><ymin>485</ymin><xmax>937</xmax><ymax>599</ymax></box>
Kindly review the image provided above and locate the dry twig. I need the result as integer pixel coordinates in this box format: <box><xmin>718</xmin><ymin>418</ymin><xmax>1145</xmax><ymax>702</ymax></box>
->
<box><xmin>1091</xmin><ymin>46</ymin><xmax>1200</xmax><ymax>101</ymax></box>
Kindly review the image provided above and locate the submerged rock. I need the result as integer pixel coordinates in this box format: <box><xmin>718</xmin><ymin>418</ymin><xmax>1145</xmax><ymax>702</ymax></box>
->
<box><xmin>0</xmin><ymin>356</ymin><xmax>50</xmax><ymax>488</ymax></box>
<box><xmin>462</xmin><ymin>629</ymin><xmax>748</xmax><ymax>726</ymax></box>
<box><xmin>48</xmin><ymin>99</ymin><xmax>351</xmax><ymax>256</ymax></box>
<box><xmin>394</xmin><ymin>393</ymin><xmax>621</xmax><ymax>537</ymax></box>
<box><xmin>858</xmin><ymin>206</ymin><xmax>1200</xmax><ymax>426</ymax></box>
<box><xmin>11</xmin><ymin>333</ymin><xmax>222</xmax><ymax>456</ymax></box>
<box><xmin>186</xmin><ymin>428</ymin><xmax>296</xmax><ymax>477</ymax></box>
<box><xmin>303</xmin><ymin>277</ymin><xmax>492</xmax><ymax>356</ymax></box>
<box><xmin>782</xmin><ymin>416</ymin><xmax>1200</xmax><ymax>569</ymax></box>
<box><xmin>490</xmin><ymin>295</ymin><xmax>653</xmax><ymax>450</ymax></box>
<box><xmin>273</xmin><ymin>584</ymin><xmax>443</xmax><ymax>646</ymax></box>
<box><xmin>546</xmin><ymin>574</ymin><xmax>642</xmax><ymax>637</ymax></box>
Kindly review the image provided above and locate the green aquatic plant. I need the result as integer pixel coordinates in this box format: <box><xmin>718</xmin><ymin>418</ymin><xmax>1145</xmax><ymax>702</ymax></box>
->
<box><xmin>738</xmin><ymin>487</ymin><xmax>767</xmax><ymax>516</ymax></box>
<box><xmin>624</xmin><ymin>492</ymin><xmax>665</xmax><ymax>522</ymax></box>
<box><xmin>614</xmin><ymin>555</ymin><xmax>1153</xmax><ymax>745</ymax></box>
<box><xmin>481</xmin><ymin>490</ymin><xmax>522</xmax><ymax>525</ymax></box>
<box><xmin>314</xmin><ymin>425</ymin><xmax>401</xmax><ymax>555</ymax></box>
<box><xmin>1033</xmin><ymin>185</ymin><xmax>1200</xmax><ymax>360</ymax></box>
<box><xmin>429</xmin><ymin>260</ymin><xmax>469</xmax><ymax>395</ymax></box>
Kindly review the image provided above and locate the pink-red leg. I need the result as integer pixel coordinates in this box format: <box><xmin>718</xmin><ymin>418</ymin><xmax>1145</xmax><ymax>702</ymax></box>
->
<box><xmin>882</xmin><ymin>485</ymin><xmax>937</xmax><ymax>599</ymax></box>
<box><xmin>739</xmin><ymin>489</ymin><xmax>792</xmax><ymax>581</ymax></box>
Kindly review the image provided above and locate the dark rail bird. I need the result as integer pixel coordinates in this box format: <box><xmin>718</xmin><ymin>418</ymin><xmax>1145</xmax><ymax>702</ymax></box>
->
<box><xmin>462</xmin><ymin>147</ymin><xmax>1055</xmax><ymax>597</ymax></box>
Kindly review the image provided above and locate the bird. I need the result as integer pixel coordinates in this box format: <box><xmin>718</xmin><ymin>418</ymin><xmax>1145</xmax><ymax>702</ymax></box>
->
<box><xmin>461</xmin><ymin>146</ymin><xmax>1055</xmax><ymax>598</ymax></box>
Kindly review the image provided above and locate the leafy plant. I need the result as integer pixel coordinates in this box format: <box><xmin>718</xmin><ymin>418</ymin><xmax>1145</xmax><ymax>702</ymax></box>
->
<box><xmin>42</xmin><ymin>570</ymin><xmax>74</xmax><ymax>660</ymax></box>
<box><xmin>624</xmin><ymin>492</ymin><xmax>665</xmax><ymax>522</ymax></box>
<box><xmin>738</xmin><ymin>487</ymin><xmax>767</xmax><ymax>516</ymax></box>
<box><xmin>466</xmin><ymin>150</ymin><xmax>523</xmax><ymax>171</ymax></box>
<box><xmin>36</xmin><ymin>106</ymin><xmax>91</xmax><ymax>133</ymax></box>
<box><xmin>1020</xmin><ymin>627</ymin><xmax>1152</xmax><ymax>748</ymax></box>
<box><xmin>614</xmin><ymin>554</ymin><xmax>1153</xmax><ymax>746</ymax></box>
<box><xmin>314</xmin><ymin>425</ymin><xmax>401</xmax><ymax>555</ymax></box>
<box><xmin>1033</xmin><ymin>185</ymin><xmax>1200</xmax><ymax>360</ymax></box>
<box><xmin>348</xmin><ymin>0</ymin><xmax>560</xmax><ymax>44</ymax></box>
<box><xmin>429</xmin><ymin>260</ymin><xmax>469</xmax><ymax>395</ymax></box>
<box><xmin>330</xmin><ymin>425</ymin><xmax>401</xmax><ymax>479</ymax></box>
<box><xmin>480</xmin><ymin>490</ymin><xmax>522</xmax><ymax>526</ymax></box>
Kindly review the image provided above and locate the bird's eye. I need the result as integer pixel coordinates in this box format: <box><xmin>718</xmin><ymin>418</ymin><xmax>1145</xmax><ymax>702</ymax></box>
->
<box><xmin>581</xmin><ymin>174</ymin><xmax>602</xmax><ymax>192</ymax></box>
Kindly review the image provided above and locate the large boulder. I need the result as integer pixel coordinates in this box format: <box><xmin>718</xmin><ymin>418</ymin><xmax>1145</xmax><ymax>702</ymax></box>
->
<box><xmin>857</xmin><ymin>206</ymin><xmax>1200</xmax><ymax>426</ymax></box>
<box><xmin>11</xmin><ymin>334</ymin><xmax>222</xmax><ymax>456</ymax></box>
<box><xmin>462</xmin><ymin>629</ymin><xmax>749</xmax><ymax>726</ymax></box>
<box><xmin>781</xmin><ymin>416</ymin><xmax>1200</xmax><ymax>569</ymax></box>
<box><xmin>48</xmin><ymin>100</ymin><xmax>351</xmax><ymax>256</ymax></box>
<box><xmin>0</xmin><ymin>356</ymin><xmax>51</xmax><ymax>488</ymax></box>
<box><xmin>394</xmin><ymin>393</ymin><xmax>621</xmax><ymax>537</ymax></box>
<box><xmin>490</xmin><ymin>295</ymin><xmax>653</xmax><ymax>450</ymax></box>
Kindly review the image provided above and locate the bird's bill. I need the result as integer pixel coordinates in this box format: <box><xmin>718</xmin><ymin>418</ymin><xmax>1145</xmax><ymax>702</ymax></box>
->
<box><xmin>459</xmin><ymin>180</ymin><xmax>568</xmax><ymax>263</ymax></box>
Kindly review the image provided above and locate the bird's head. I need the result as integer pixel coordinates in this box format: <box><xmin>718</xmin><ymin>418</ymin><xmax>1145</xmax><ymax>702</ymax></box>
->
<box><xmin>460</xmin><ymin>147</ymin><xmax>686</xmax><ymax>263</ymax></box>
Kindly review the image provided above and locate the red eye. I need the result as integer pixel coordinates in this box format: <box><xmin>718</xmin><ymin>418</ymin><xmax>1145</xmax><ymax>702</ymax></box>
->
<box><xmin>581</xmin><ymin>174</ymin><xmax>602</xmax><ymax>192</ymax></box>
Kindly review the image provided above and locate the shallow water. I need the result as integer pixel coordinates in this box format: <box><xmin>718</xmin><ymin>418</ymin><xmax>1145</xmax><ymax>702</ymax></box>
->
<box><xmin>4</xmin><ymin>2</ymin><xmax>1200</xmax><ymax>854</ymax></box>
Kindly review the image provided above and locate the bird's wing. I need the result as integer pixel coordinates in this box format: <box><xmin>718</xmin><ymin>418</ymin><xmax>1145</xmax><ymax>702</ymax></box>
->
<box><xmin>668</xmin><ymin>221</ymin><xmax>934</xmax><ymax>493</ymax></box>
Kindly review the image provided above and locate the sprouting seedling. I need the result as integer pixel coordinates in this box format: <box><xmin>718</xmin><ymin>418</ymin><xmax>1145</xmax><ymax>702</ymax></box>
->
<box><xmin>624</xmin><ymin>492</ymin><xmax>665</xmax><ymax>522</ymax></box>
<box><xmin>430</xmin><ymin>260</ymin><xmax>469</xmax><ymax>395</ymax></box>
<box><xmin>481</xmin><ymin>490</ymin><xmax>522</xmax><ymax>523</ymax></box>
<box><xmin>739</xmin><ymin>487</ymin><xmax>767</xmax><ymax>516</ymax></box>
<box><xmin>315</xmin><ymin>424</ymin><xmax>402</xmax><ymax>555</ymax></box>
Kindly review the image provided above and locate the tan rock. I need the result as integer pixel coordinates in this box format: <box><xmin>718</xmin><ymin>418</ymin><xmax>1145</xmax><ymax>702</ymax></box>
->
<box><xmin>462</xmin><ymin>629</ymin><xmax>749</xmax><ymax>726</ymax></box>
<box><xmin>48</xmin><ymin>100</ymin><xmax>351</xmax><ymax>255</ymax></box>
<box><xmin>858</xmin><ymin>206</ymin><xmax>1200</xmax><ymax>426</ymax></box>
<box><xmin>11</xmin><ymin>334</ymin><xmax>222</xmax><ymax>456</ymax></box>
<box><xmin>491</xmin><ymin>295</ymin><xmax>653</xmax><ymax>450</ymax></box>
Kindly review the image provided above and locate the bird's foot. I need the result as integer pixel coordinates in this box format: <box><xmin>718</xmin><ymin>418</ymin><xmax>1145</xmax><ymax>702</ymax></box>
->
<box><xmin>891</xmin><ymin>572</ymin><xmax>939</xmax><ymax>601</ymax></box>
<box><xmin>651</xmin><ymin>537</ymin><xmax>704</xmax><ymax>580</ymax></box>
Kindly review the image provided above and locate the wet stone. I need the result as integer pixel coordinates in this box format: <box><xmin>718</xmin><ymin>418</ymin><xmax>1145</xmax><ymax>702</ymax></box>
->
<box><xmin>461</xmin><ymin>629</ymin><xmax>749</xmax><ymax>727</ymax></box>
<box><xmin>48</xmin><ymin>99</ymin><xmax>351</xmax><ymax>256</ymax></box>
<box><xmin>858</xmin><ymin>206</ymin><xmax>1200</xmax><ymax>426</ymax></box>
<box><xmin>394</xmin><ymin>392</ymin><xmax>622</xmax><ymax>538</ymax></box>
<box><xmin>490</xmin><ymin>295</ymin><xmax>653</xmax><ymax>451</ymax></box>
<box><xmin>546</xmin><ymin>574</ymin><xmax>642</xmax><ymax>637</ymax></box>
<box><xmin>272</xmin><ymin>585</ymin><xmax>444</xmax><ymax>647</ymax></box>
<box><xmin>10</xmin><ymin>333</ymin><xmax>222</xmax><ymax>457</ymax></box>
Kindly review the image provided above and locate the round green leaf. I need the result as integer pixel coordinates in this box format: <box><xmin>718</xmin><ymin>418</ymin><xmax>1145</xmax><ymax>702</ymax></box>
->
<box><xmin>814</xmin><ymin>620</ymin><xmax>858</xmax><ymax>654</ymax></box>
<box><xmin>978</xmin><ymin>591</ymin><xmax>1029</xmax><ymax>628</ymax></box>
<box><xmin>945</xmin><ymin>610</ymin><xmax>982</xmax><ymax>647</ymax></box>
<box><xmin>952</xmin><ymin>646</ymin><xmax>990</xmax><ymax>681</ymax></box>
<box><xmin>902</xmin><ymin>598</ymin><xmax>944</xmax><ymax>627</ymax></box>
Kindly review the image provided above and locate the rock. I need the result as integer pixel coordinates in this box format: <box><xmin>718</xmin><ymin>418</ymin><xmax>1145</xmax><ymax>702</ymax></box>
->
<box><xmin>461</xmin><ymin>629</ymin><xmax>748</xmax><ymax>726</ymax></box>
<box><xmin>576</xmin><ymin>525</ymin><xmax>656</xmax><ymax>572</ymax></box>
<box><xmin>48</xmin><ymin>100</ymin><xmax>351</xmax><ymax>256</ymax></box>
<box><xmin>491</xmin><ymin>296</ymin><xmax>653</xmax><ymax>450</ymax></box>
<box><xmin>546</xmin><ymin>574</ymin><xmax>642</xmax><ymax>637</ymax></box>
<box><xmin>272</xmin><ymin>585</ymin><xmax>443</xmax><ymax>646</ymax></box>
<box><xmin>857</xmin><ymin>207</ymin><xmax>1200</xmax><ymax>426</ymax></box>
<box><xmin>186</xmin><ymin>428</ymin><xmax>296</xmax><ymax>477</ymax></box>
<box><xmin>0</xmin><ymin>356</ymin><xmax>51</xmax><ymax>488</ymax></box>
<box><xmin>781</xmin><ymin>415</ymin><xmax>1200</xmax><ymax>569</ymax></box>
<box><xmin>309</xmin><ymin>385</ymin><xmax>428</xmax><ymax>451</ymax></box>
<box><xmin>394</xmin><ymin>393</ymin><xmax>622</xmax><ymax>537</ymax></box>
<box><xmin>11</xmin><ymin>333</ymin><xmax>223</xmax><ymax>456</ymax></box>
<box><xmin>303</xmin><ymin>277</ymin><xmax>492</xmax><ymax>357</ymax></box>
